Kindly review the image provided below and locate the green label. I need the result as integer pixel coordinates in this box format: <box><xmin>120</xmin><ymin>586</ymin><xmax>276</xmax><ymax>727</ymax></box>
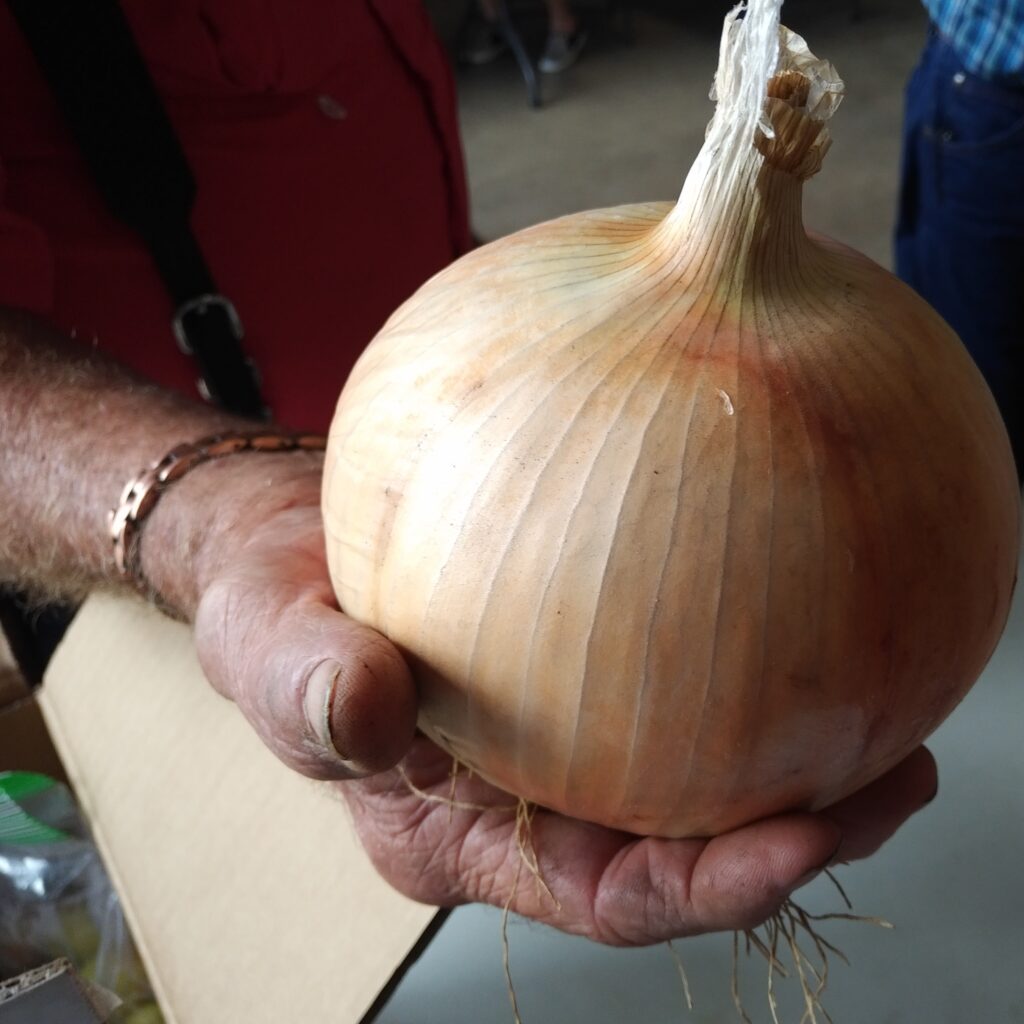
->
<box><xmin>0</xmin><ymin>770</ymin><xmax>70</xmax><ymax>844</ymax></box>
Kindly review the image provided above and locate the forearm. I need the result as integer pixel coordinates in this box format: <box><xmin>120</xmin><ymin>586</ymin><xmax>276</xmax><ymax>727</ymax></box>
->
<box><xmin>0</xmin><ymin>309</ymin><xmax>320</xmax><ymax>616</ymax></box>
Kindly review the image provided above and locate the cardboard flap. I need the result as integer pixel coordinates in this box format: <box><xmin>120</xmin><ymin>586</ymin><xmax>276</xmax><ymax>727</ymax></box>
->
<box><xmin>40</xmin><ymin>594</ymin><xmax>439</xmax><ymax>1024</ymax></box>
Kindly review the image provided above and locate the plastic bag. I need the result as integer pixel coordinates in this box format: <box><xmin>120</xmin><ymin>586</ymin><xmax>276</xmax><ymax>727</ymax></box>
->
<box><xmin>0</xmin><ymin>771</ymin><xmax>162</xmax><ymax>1022</ymax></box>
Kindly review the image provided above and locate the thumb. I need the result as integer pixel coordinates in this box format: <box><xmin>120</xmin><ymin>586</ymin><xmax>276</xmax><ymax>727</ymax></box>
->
<box><xmin>195</xmin><ymin>578</ymin><xmax>417</xmax><ymax>781</ymax></box>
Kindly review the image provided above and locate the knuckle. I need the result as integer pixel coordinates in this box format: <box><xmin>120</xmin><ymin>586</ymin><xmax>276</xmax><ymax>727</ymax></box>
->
<box><xmin>194</xmin><ymin>577</ymin><xmax>249</xmax><ymax>695</ymax></box>
<box><xmin>197</xmin><ymin>582</ymin><xmax>321</xmax><ymax>768</ymax></box>
<box><xmin>689</xmin><ymin>850</ymin><xmax>783</xmax><ymax>933</ymax></box>
<box><xmin>591</xmin><ymin>845</ymin><xmax>657</xmax><ymax>946</ymax></box>
<box><xmin>591</xmin><ymin>841</ymin><xmax>695</xmax><ymax>946</ymax></box>
<box><xmin>345</xmin><ymin>780</ymin><xmax>470</xmax><ymax>907</ymax></box>
<box><xmin>454</xmin><ymin>813</ymin><xmax>517</xmax><ymax>907</ymax></box>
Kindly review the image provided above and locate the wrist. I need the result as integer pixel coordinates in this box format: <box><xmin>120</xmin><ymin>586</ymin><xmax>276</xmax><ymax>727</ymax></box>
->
<box><xmin>139</xmin><ymin>447</ymin><xmax>325</xmax><ymax>618</ymax></box>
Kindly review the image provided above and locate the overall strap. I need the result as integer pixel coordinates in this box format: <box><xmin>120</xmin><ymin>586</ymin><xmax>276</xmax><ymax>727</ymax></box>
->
<box><xmin>6</xmin><ymin>0</ymin><xmax>268</xmax><ymax>419</ymax></box>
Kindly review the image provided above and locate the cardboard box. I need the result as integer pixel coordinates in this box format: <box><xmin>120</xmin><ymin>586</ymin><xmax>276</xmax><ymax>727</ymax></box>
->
<box><xmin>38</xmin><ymin>594</ymin><xmax>443</xmax><ymax>1024</ymax></box>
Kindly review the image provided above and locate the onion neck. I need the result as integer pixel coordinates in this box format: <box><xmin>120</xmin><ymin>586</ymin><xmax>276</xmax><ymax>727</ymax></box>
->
<box><xmin>656</xmin><ymin>5</ymin><xmax>845</xmax><ymax>297</ymax></box>
<box><xmin>663</xmin><ymin>145</ymin><xmax>813</xmax><ymax>296</ymax></box>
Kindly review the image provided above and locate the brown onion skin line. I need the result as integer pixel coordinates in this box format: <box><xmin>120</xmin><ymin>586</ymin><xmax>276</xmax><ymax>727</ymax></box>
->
<box><xmin>776</xmin><ymin>226</ymin><xmax>1018</xmax><ymax>793</ymax></box>
<box><xmin>461</xmin><ymin>291</ymin><xmax>680</xmax><ymax>792</ymax></box>
<box><xmin>749</xmin><ymin>216</ymin><xmax>1011</xmax><ymax>815</ymax></box>
<box><xmin>598</xmin><ymin>303</ymin><xmax>725</xmax><ymax>822</ymax></box>
<box><xmin>559</xmin><ymin>298</ymin><xmax>716</xmax><ymax>810</ymax></box>
<box><xmin>516</xmin><ymin>318</ymin><xmax>691</xmax><ymax>804</ymax></box>
<box><xmin>673</xmin><ymin>211</ymin><xmax>769</xmax><ymax>815</ymax></box>
<box><xmin>732</xmin><ymin>199</ymin><xmax>830</xmax><ymax>824</ymax></box>
<box><xmin>613</xmin><ymin>305</ymin><xmax>744</xmax><ymax>822</ymax></box>
<box><xmin>733</xmin><ymin>188</ymin><xmax>1011</xmax><ymax>819</ymax></box>
<box><xmin>751</xmin><ymin>247</ymin><xmax>894</xmax><ymax>816</ymax></box>
<box><xmin>557</xmin><ymin>248</ymin><xmax>744</xmax><ymax>811</ymax></box>
<box><xmin>709</xmin><ymin>171</ymin><xmax>884</xmax><ymax>822</ymax></box>
<box><xmin>776</xmin><ymin>241</ymin><xmax>911</xmax><ymax>792</ymax></box>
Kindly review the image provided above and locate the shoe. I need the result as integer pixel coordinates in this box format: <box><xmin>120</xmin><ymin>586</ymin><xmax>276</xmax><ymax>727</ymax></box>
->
<box><xmin>460</xmin><ymin>18</ymin><xmax>507</xmax><ymax>66</ymax></box>
<box><xmin>538</xmin><ymin>28</ymin><xmax>588</xmax><ymax>73</ymax></box>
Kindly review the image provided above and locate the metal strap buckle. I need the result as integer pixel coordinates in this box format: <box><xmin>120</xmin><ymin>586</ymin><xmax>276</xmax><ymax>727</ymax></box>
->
<box><xmin>171</xmin><ymin>293</ymin><xmax>245</xmax><ymax>355</ymax></box>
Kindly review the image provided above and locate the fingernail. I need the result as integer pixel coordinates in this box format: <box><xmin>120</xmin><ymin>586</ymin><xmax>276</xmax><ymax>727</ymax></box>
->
<box><xmin>303</xmin><ymin>659</ymin><xmax>345</xmax><ymax>759</ymax></box>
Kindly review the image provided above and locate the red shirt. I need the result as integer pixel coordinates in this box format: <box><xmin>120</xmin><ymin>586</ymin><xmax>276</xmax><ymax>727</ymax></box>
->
<box><xmin>0</xmin><ymin>1</ymin><xmax>471</xmax><ymax>431</ymax></box>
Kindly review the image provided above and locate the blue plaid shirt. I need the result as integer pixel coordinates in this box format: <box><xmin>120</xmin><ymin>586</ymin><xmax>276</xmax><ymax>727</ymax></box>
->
<box><xmin>923</xmin><ymin>0</ymin><xmax>1024</xmax><ymax>81</ymax></box>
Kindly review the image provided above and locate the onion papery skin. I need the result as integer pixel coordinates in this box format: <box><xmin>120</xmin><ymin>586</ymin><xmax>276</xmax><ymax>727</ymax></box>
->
<box><xmin>325</xmin><ymin>14</ymin><xmax>1020</xmax><ymax>838</ymax></box>
<box><xmin>324</xmin><ymin>193</ymin><xmax>1018</xmax><ymax>838</ymax></box>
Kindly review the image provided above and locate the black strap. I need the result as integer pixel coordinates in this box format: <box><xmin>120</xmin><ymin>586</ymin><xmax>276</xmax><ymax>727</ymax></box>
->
<box><xmin>6</xmin><ymin>0</ymin><xmax>267</xmax><ymax>419</ymax></box>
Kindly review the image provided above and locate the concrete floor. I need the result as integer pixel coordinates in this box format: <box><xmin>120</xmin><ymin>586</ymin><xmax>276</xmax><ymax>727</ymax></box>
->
<box><xmin>447</xmin><ymin>0</ymin><xmax>928</xmax><ymax>267</ymax></box>
<box><xmin>377</xmin><ymin>6</ymin><xmax>1024</xmax><ymax>1023</ymax></box>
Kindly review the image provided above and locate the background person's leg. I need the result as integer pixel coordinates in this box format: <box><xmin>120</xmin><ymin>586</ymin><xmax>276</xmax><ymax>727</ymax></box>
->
<box><xmin>896</xmin><ymin>33</ymin><xmax>1024</xmax><ymax>482</ymax></box>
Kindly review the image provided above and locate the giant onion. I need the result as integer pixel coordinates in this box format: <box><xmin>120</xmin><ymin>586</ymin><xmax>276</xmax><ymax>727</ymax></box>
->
<box><xmin>324</xmin><ymin>1</ymin><xmax>1019</xmax><ymax>838</ymax></box>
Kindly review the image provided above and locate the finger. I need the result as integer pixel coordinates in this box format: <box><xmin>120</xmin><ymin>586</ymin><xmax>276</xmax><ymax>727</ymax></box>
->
<box><xmin>195</xmin><ymin>576</ymin><xmax>417</xmax><ymax>781</ymax></box>
<box><xmin>579</xmin><ymin>812</ymin><xmax>842</xmax><ymax>944</ymax></box>
<box><xmin>820</xmin><ymin>745</ymin><xmax>937</xmax><ymax>863</ymax></box>
<box><xmin>474</xmin><ymin>809</ymin><xmax>840</xmax><ymax>944</ymax></box>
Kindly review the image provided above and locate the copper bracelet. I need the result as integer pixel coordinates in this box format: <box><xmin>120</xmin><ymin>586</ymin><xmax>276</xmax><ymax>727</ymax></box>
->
<box><xmin>108</xmin><ymin>431</ymin><xmax>328</xmax><ymax>601</ymax></box>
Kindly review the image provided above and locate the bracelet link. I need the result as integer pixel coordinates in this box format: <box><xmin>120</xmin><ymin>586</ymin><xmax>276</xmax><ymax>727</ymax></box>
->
<box><xmin>158</xmin><ymin>449</ymin><xmax>204</xmax><ymax>484</ymax></box>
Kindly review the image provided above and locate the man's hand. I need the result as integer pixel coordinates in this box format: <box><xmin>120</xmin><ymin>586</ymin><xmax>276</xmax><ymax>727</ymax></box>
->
<box><xmin>184</xmin><ymin>465</ymin><xmax>937</xmax><ymax>944</ymax></box>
